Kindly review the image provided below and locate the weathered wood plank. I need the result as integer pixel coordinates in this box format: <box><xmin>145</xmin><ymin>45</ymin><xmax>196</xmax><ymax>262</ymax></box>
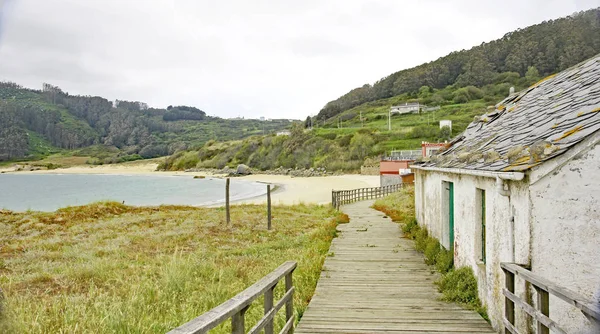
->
<box><xmin>168</xmin><ymin>261</ymin><xmax>296</xmax><ymax>334</ymax></box>
<box><xmin>502</xmin><ymin>288</ymin><xmax>567</xmax><ymax>334</ymax></box>
<box><xmin>296</xmin><ymin>200</ymin><xmax>494</xmax><ymax>333</ymax></box>
<box><xmin>501</xmin><ymin>262</ymin><xmax>600</xmax><ymax>321</ymax></box>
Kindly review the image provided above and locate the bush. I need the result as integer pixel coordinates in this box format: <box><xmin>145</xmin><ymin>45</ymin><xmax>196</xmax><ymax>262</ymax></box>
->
<box><xmin>318</xmin><ymin>132</ymin><xmax>337</xmax><ymax>140</ymax></box>
<box><xmin>337</xmin><ymin>134</ymin><xmax>352</xmax><ymax>147</ymax></box>
<box><xmin>173</xmin><ymin>152</ymin><xmax>200</xmax><ymax>170</ymax></box>
<box><xmin>436</xmin><ymin>247</ymin><xmax>454</xmax><ymax>274</ymax></box>
<box><xmin>402</xmin><ymin>217</ymin><xmax>418</xmax><ymax>236</ymax></box>
<box><xmin>436</xmin><ymin>267</ymin><xmax>481</xmax><ymax>305</ymax></box>
<box><xmin>414</xmin><ymin>227</ymin><xmax>429</xmax><ymax>252</ymax></box>
<box><xmin>424</xmin><ymin>238</ymin><xmax>441</xmax><ymax>265</ymax></box>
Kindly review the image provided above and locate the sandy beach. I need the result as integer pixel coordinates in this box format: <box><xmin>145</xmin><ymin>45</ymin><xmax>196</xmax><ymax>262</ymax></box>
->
<box><xmin>0</xmin><ymin>162</ymin><xmax>379</xmax><ymax>206</ymax></box>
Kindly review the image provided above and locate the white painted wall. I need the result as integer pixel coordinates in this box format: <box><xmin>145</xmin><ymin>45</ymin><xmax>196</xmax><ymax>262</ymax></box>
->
<box><xmin>414</xmin><ymin>138</ymin><xmax>600</xmax><ymax>333</ymax></box>
<box><xmin>414</xmin><ymin>169</ymin><xmax>532</xmax><ymax>331</ymax></box>
<box><xmin>529</xmin><ymin>142</ymin><xmax>600</xmax><ymax>334</ymax></box>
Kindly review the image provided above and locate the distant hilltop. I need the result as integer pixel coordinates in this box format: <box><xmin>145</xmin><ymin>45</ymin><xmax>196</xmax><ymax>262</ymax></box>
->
<box><xmin>316</xmin><ymin>8</ymin><xmax>600</xmax><ymax>122</ymax></box>
<box><xmin>0</xmin><ymin>82</ymin><xmax>294</xmax><ymax>162</ymax></box>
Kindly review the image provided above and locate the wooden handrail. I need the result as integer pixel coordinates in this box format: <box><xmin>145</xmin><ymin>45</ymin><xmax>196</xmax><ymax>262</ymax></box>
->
<box><xmin>168</xmin><ymin>261</ymin><xmax>297</xmax><ymax>334</ymax></box>
<box><xmin>501</xmin><ymin>262</ymin><xmax>600</xmax><ymax>334</ymax></box>
<box><xmin>331</xmin><ymin>183</ymin><xmax>403</xmax><ymax>209</ymax></box>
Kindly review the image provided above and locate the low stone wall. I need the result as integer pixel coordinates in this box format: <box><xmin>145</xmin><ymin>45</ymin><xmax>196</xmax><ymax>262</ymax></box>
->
<box><xmin>380</xmin><ymin>174</ymin><xmax>402</xmax><ymax>186</ymax></box>
<box><xmin>360</xmin><ymin>165</ymin><xmax>379</xmax><ymax>175</ymax></box>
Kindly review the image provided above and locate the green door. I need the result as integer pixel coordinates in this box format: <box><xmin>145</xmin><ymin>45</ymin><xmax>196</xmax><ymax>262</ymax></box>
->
<box><xmin>449</xmin><ymin>182</ymin><xmax>454</xmax><ymax>249</ymax></box>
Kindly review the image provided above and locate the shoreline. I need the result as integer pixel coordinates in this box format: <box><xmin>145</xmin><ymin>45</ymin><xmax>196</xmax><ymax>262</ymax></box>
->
<box><xmin>0</xmin><ymin>163</ymin><xmax>380</xmax><ymax>207</ymax></box>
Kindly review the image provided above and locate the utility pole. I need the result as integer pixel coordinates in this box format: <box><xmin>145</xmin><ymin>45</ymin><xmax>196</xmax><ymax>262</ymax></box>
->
<box><xmin>388</xmin><ymin>110</ymin><xmax>391</xmax><ymax>131</ymax></box>
<box><xmin>360</xmin><ymin>111</ymin><xmax>363</xmax><ymax>128</ymax></box>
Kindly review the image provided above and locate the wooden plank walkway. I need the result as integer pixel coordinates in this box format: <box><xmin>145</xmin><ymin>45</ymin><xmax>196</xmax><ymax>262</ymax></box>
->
<box><xmin>296</xmin><ymin>200</ymin><xmax>495</xmax><ymax>334</ymax></box>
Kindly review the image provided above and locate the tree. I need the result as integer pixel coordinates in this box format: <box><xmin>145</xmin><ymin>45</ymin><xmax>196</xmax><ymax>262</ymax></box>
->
<box><xmin>349</xmin><ymin>133</ymin><xmax>374</xmax><ymax>160</ymax></box>
<box><xmin>525</xmin><ymin>66</ymin><xmax>540</xmax><ymax>83</ymax></box>
<box><xmin>418</xmin><ymin>86</ymin><xmax>432</xmax><ymax>99</ymax></box>
<box><xmin>438</xmin><ymin>126</ymin><xmax>452</xmax><ymax>141</ymax></box>
<box><xmin>304</xmin><ymin>116</ymin><xmax>312</xmax><ymax>128</ymax></box>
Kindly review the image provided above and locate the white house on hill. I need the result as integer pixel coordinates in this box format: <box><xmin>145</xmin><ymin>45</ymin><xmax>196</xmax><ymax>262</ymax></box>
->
<box><xmin>390</xmin><ymin>102</ymin><xmax>421</xmax><ymax>114</ymax></box>
<box><xmin>412</xmin><ymin>55</ymin><xmax>600</xmax><ymax>333</ymax></box>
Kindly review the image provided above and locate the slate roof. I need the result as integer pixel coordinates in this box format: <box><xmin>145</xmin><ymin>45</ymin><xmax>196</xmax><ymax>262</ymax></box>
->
<box><xmin>420</xmin><ymin>54</ymin><xmax>600</xmax><ymax>172</ymax></box>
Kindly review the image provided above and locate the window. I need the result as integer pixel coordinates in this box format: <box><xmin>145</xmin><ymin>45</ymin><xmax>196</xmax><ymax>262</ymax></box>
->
<box><xmin>442</xmin><ymin>181</ymin><xmax>454</xmax><ymax>250</ymax></box>
<box><xmin>476</xmin><ymin>188</ymin><xmax>486</xmax><ymax>264</ymax></box>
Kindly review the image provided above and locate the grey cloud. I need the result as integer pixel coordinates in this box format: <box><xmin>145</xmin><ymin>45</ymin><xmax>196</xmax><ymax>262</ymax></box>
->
<box><xmin>289</xmin><ymin>36</ymin><xmax>356</xmax><ymax>57</ymax></box>
<box><xmin>0</xmin><ymin>0</ymin><xmax>598</xmax><ymax>119</ymax></box>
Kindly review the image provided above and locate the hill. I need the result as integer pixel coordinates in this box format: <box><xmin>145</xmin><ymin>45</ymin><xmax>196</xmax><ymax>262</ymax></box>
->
<box><xmin>316</xmin><ymin>8</ymin><xmax>600</xmax><ymax>121</ymax></box>
<box><xmin>0</xmin><ymin>82</ymin><xmax>293</xmax><ymax>163</ymax></box>
<box><xmin>160</xmin><ymin>9</ymin><xmax>600</xmax><ymax>173</ymax></box>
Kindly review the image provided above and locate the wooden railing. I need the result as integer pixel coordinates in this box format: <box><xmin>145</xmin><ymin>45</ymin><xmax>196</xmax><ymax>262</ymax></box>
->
<box><xmin>331</xmin><ymin>183</ymin><xmax>402</xmax><ymax>210</ymax></box>
<box><xmin>168</xmin><ymin>261</ymin><xmax>297</xmax><ymax>334</ymax></box>
<box><xmin>501</xmin><ymin>262</ymin><xmax>600</xmax><ymax>334</ymax></box>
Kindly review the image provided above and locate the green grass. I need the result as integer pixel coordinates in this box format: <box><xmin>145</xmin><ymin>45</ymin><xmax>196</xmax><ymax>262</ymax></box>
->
<box><xmin>0</xmin><ymin>202</ymin><xmax>341</xmax><ymax>333</ymax></box>
<box><xmin>373</xmin><ymin>188</ymin><xmax>488</xmax><ymax>320</ymax></box>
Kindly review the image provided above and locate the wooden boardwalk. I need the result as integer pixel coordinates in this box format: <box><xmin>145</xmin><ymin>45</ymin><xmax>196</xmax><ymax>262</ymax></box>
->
<box><xmin>296</xmin><ymin>200</ymin><xmax>495</xmax><ymax>334</ymax></box>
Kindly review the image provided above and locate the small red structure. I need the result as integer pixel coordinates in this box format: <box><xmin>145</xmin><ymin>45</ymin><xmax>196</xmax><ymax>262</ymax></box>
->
<box><xmin>422</xmin><ymin>141</ymin><xmax>447</xmax><ymax>157</ymax></box>
<box><xmin>380</xmin><ymin>160</ymin><xmax>412</xmax><ymax>175</ymax></box>
<box><xmin>379</xmin><ymin>143</ymin><xmax>445</xmax><ymax>186</ymax></box>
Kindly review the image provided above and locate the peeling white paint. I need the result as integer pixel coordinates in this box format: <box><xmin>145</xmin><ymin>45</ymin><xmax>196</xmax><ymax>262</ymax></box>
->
<box><xmin>414</xmin><ymin>137</ymin><xmax>600</xmax><ymax>333</ymax></box>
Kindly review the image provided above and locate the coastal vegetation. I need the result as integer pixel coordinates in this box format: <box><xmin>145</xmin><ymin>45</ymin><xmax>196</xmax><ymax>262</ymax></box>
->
<box><xmin>3</xmin><ymin>9</ymin><xmax>599</xmax><ymax>173</ymax></box>
<box><xmin>0</xmin><ymin>83</ymin><xmax>292</xmax><ymax>163</ymax></box>
<box><xmin>317</xmin><ymin>8</ymin><xmax>600</xmax><ymax>121</ymax></box>
<box><xmin>373</xmin><ymin>188</ymin><xmax>488</xmax><ymax>320</ymax></box>
<box><xmin>0</xmin><ymin>202</ymin><xmax>343</xmax><ymax>333</ymax></box>
<box><xmin>159</xmin><ymin>8</ymin><xmax>600</xmax><ymax>173</ymax></box>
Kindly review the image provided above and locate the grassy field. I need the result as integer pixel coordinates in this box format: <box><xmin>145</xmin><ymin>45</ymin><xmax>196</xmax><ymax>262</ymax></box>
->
<box><xmin>0</xmin><ymin>202</ymin><xmax>340</xmax><ymax>333</ymax></box>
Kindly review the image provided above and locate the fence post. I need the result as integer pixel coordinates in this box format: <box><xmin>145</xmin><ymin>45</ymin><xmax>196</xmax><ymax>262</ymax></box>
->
<box><xmin>504</xmin><ymin>268</ymin><xmax>515</xmax><ymax>333</ymax></box>
<box><xmin>267</xmin><ymin>185</ymin><xmax>272</xmax><ymax>230</ymax></box>
<box><xmin>535</xmin><ymin>286</ymin><xmax>550</xmax><ymax>334</ymax></box>
<box><xmin>226</xmin><ymin>178</ymin><xmax>231</xmax><ymax>224</ymax></box>
<box><xmin>285</xmin><ymin>271</ymin><xmax>295</xmax><ymax>334</ymax></box>
<box><xmin>264</xmin><ymin>285</ymin><xmax>275</xmax><ymax>334</ymax></box>
<box><xmin>232</xmin><ymin>305</ymin><xmax>249</xmax><ymax>334</ymax></box>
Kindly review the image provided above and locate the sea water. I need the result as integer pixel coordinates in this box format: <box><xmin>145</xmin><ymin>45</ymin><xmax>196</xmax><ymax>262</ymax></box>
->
<box><xmin>0</xmin><ymin>174</ymin><xmax>266</xmax><ymax>212</ymax></box>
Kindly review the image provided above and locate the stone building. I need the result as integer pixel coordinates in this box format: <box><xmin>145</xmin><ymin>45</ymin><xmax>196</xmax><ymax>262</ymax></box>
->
<box><xmin>412</xmin><ymin>55</ymin><xmax>600</xmax><ymax>333</ymax></box>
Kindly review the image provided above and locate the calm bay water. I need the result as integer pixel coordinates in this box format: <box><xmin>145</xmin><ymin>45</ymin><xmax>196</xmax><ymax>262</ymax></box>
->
<box><xmin>0</xmin><ymin>174</ymin><xmax>266</xmax><ymax>212</ymax></box>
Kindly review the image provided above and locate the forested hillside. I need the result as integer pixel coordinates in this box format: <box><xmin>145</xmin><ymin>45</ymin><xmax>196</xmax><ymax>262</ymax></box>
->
<box><xmin>0</xmin><ymin>82</ymin><xmax>292</xmax><ymax>162</ymax></box>
<box><xmin>317</xmin><ymin>8</ymin><xmax>600</xmax><ymax>121</ymax></box>
<box><xmin>160</xmin><ymin>8</ymin><xmax>600</xmax><ymax>173</ymax></box>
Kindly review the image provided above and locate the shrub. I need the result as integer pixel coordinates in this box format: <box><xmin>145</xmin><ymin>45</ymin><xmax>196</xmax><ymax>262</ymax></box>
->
<box><xmin>336</xmin><ymin>213</ymin><xmax>350</xmax><ymax>224</ymax></box>
<box><xmin>402</xmin><ymin>217</ymin><xmax>418</xmax><ymax>236</ymax></box>
<box><xmin>436</xmin><ymin>267</ymin><xmax>481</xmax><ymax>305</ymax></box>
<box><xmin>318</xmin><ymin>132</ymin><xmax>337</xmax><ymax>140</ymax></box>
<box><xmin>424</xmin><ymin>237</ymin><xmax>441</xmax><ymax>265</ymax></box>
<box><xmin>414</xmin><ymin>227</ymin><xmax>429</xmax><ymax>252</ymax></box>
<box><xmin>173</xmin><ymin>152</ymin><xmax>200</xmax><ymax>170</ymax></box>
<box><xmin>436</xmin><ymin>247</ymin><xmax>454</xmax><ymax>274</ymax></box>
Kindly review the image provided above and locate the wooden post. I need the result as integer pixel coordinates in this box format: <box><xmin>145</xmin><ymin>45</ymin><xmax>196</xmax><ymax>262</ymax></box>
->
<box><xmin>285</xmin><ymin>271</ymin><xmax>294</xmax><ymax>334</ymax></box>
<box><xmin>267</xmin><ymin>185</ymin><xmax>272</xmax><ymax>230</ymax></box>
<box><xmin>232</xmin><ymin>305</ymin><xmax>248</xmax><ymax>334</ymax></box>
<box><xmin>226</xmin><ymin>178</ymin><xmax>231</xmax><ymax>224</ymax></box>
<box><xmin>536</xmin><ymin>286</ymin><xmax>550</xmax><ymax>334</ymax></box>
<box><xmin>504</xmin><ymin>269</ymin><xmax>515</xmax><ymax>333</ymax></box>
<box><xmin>264</xmin><ymin>285</ymin><xmax>275</xmax><ymax>334</ymax></box>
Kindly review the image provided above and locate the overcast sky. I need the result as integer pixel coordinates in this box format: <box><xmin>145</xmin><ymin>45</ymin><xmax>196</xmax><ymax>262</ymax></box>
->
<box><xmin>0</xmin><ymin>0</ymin><xmax>598</xmax><ymax>119</ymax></box>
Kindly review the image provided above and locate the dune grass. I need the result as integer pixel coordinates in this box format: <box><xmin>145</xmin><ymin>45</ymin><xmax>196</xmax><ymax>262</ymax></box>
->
<box><xmin>0</xmin><ymin>202</ymin><xmax>341</xmax><ymax>333</ymax></box>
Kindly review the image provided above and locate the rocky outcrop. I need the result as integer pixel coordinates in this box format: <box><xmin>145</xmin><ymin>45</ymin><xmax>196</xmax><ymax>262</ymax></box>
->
<box><xmin>185</xmin><ymin>166</ymin><xmax>348</xmax><ymax>177</ymax></box>
<box><xmin>236</xmin><ymin>164</ymin><xmax>252</xmax><ymax>175</ymax></box>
